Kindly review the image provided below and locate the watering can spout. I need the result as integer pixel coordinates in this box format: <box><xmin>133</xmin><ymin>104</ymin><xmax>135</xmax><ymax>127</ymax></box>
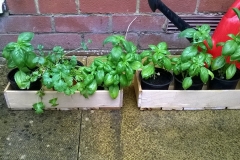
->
<box><xmin>148</xmin><ymin>0</ymin><xmax>158</xmax><ymax>12</ymax></box>
<box><xmin>148</xmin><ymin>0</ymin><xmax>191</xmax><ymax>41</ymax></box>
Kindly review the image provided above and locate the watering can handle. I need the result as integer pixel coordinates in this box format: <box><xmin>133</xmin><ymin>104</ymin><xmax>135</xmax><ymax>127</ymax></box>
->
<box><xmin>148</xmin><ymin>0</ymin><xmax>191</xmax><ymax>32</ymax></box>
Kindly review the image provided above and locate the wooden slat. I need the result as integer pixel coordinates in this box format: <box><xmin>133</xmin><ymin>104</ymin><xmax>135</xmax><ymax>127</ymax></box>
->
<box><xmin>5</xmin><ymin>84</ymin><xmax>123</xmax><ymax>110</ymax></box>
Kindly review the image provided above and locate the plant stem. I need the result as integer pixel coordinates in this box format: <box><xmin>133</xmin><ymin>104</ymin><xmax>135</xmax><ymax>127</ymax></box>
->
<box><xmin>125</xmin><ymin>17</ymin><xmax>137</xmax><ymax>40</ymax></box>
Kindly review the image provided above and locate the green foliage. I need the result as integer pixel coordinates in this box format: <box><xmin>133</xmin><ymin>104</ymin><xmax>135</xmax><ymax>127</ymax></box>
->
<box><xmin>140</xmin><ymin>42</ymin><xmax>172</xmax><ymax>79</ymax></box>
<box><xmin>75</xmin><ymin>35</ymin><xmax>142</xmax><ymax>98</ymax></box>
<box><xmin>211</xmin><ymin>8</ymin><xmax>240</xmax><ymax>80</ymax></box>
<box><xmin>3</xmin><ymin>32</ymin><xmax>37</xmax><ymax>89</ymax></box>
<box><xmin>172</xmin><ymin>25</ymin><xmax>214</xmax><ymax>89</ymax></box>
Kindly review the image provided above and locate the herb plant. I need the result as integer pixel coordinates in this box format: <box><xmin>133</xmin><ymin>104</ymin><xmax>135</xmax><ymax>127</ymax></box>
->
<box><xmin>75</xmin><ymin>35</ymin><xmax>142</xmax><ymax>99</ymax></box>
<box><xmin>140</xmin><ymin>42</ymin><xmax>172</xmax><ymax>79</ymax></box>
<box><xmin>2</xmin><ymin>32</ymin><xmax>38</xmax><ymax>89</ymax></box>
<box><xmin>172</xmin><ymin>24</ymin><xmax>214</xmax><ymax>89</ymax></box>
<box><xmin>211</xmin><ymin>8</ymin><xmax>240</xmax><ymax>80</ymax></box>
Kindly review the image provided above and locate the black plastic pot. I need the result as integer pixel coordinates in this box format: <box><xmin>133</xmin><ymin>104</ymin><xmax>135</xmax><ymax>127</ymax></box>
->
<box><xmin>174</xmin><ymin>74</ymin><xmax>203</xmax><ymax>90</ymax></box>
<box><xmin>140</xmin><ymin>68</ymin><xmax>173</xmax><ymax>90</ymax></box>
<box><xmin>7</xmin><ymin>68</ymin><xmax>42</xmax><ymax>90</ymax></box>
<box><xmin>208</xmin><ymin>71</ymin><xmax>240</xmax><ymax>90</ymax></box>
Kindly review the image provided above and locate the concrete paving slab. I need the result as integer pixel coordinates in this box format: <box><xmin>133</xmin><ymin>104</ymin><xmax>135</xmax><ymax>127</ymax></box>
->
<box><xmin>80</xmin><ymin>85</ymin><xmax>240</xmax><ymax>160</ymax></box>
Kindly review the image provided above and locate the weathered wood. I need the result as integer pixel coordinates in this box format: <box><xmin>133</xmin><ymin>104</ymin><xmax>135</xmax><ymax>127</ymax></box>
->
<box><xmin>134</xmin><ymin>71</ymin><xmax>240</xmax><ymax>110</ymax></box>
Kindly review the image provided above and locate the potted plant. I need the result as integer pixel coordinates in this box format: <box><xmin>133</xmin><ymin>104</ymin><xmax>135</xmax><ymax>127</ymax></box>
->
<box><xmin>139</xmin><ymin>42</ymin><xmax>173</xmax><ymax>90</ymax></box>
<box><xmin>172</xmin><ymin>24</ymin><xmax>214</xmax><ymax>90</ymax></box>
<box><xmin>30</xmin><ymin>45</ymin><xmax>85</xmax><ymax>113</ymax></box>
<box><xmin>209</xmin><ymin>8</ymin><xmax>240</xmax><ymax>89</ymax></box>
<box><xmin>74</xmin><ymin>35</ymin><xmax>142</xmax><ymax>98</ymax></box>
<box><xmin>2</xmin><ymin>32</ymin><xmax>41</xmax><ymax>90</ymax></box>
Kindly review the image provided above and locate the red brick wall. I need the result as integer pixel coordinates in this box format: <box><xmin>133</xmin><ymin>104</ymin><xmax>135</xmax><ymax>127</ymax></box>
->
<box><xmin>0</xmin><ymin>0</ymin><xmax>236</xmax><ymax>55</ymax></box>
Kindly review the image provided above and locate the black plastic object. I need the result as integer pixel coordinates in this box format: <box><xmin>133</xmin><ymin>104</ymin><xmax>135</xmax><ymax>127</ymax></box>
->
<box><xmin>7</xmin><ymin>68</ymin><xmax>42</xmax><ymax>90</ymax></box>
<box><xmin>208</xmin><ymin>71</ymin><xmax>240</xmax><ymax>90</ymax></box>
<box><xmin>174</xmin><ymin>74</ymin><xmax>203</xmax><ymax>90</ymax></box>
<box><xmin>140</xmin><ymin>68</ymin><xmax>173</xmax><ymax>90</ymax></box>
<box><xmin>148</xmin><ymin>0</ymin><xmax>191</xmax><ymax>34</ymax></box>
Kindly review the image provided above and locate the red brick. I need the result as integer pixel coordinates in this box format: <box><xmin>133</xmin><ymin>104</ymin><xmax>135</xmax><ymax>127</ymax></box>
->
<box><xmin>38</xmin><ymin>0</ymin><xmax>77</xmax><ymax>14</ymax></box>
<box><xmin>198</xmin><ymin>0</ymin><xmax>235</xmax><ymax>13</ymax></box>
<box><xmin>0</xmin><ymin>34</ymin><xmax>18</xmax><ymax>51</ymax></box>
<box><xmin>32</xmin><ymin>34</ymin><xmax>82</xmax><ymax>50</ymax></box>
<box><xmin>0</xmin><ymin>16</ymin><xmax>52</xmax><ymax>33</ymax></box>
<box><xmin>84</xmin><ymin>33</ymin><xmax>138</xmax><ymax>50</ymax></box>
<box><xmin>7</xmin><ymin>0</ymin><xmax>37</xmax><ymax>14</ymax></box>
<box><xmin>80</xmin><ymin>0</ymin><xmax>136</xmax><ymax>13</ymax></box>
<box><xmin>55</xmin><ymin>16</ymin><xmax>109</xmax><ymax>33</ymax></box>
<box><xmin>140</xmin><ymin>0</ymin><xmax>197</xmax><ymax>13</ymax></box>
<box><xmin>112</xmin><ymin>15</ymin><xmax>166</xmax><ymax>32</ymax></box>
<box><xmin>139</xmin><ymin>33</ymin><xmax>190</xmax><ymax>49</ymax></box>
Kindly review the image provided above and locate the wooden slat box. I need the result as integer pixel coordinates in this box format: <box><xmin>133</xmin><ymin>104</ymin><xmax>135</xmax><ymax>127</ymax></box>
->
<box><xmin>4</xmin><ymin>83</ymin><xmax>123</xmax><ymax>110</ymax></box>
<box><xmin>4</xmin><ymin>84</ymin><xmax>123</xmax><ymax>110</ymax></box>
<box><xmin>3</xmin><ymin>56</ymin><xmax>123</xmax><ymax>110</ymax></box>
<box><xmin>134</xmin><ymin>71</ymin><xmax>240</xmax><ymax>110</ymax></box>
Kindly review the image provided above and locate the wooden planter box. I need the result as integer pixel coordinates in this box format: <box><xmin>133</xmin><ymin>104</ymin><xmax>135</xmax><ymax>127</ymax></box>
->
<box><xmin>3</xmin><ymin>56</ymin><xmax>123</xmax><ymax>110</ymax></box>
<box><xmin>134</xmin><ymin>71</ymin><xmax>240</xmax><ymax>110</ymax></box>
<box><xmin>4</xmin><ymin>83</ymin><xmax>123</xmax><ymax>110</ymax></box>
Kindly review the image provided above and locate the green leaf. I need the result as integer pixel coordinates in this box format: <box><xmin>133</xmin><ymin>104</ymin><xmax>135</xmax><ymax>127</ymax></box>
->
<box><xmin>7</xmin><ymin>59</ymin><xmax>16</xmax><ymax>69</ymax></box>
<box><xmin>222</xmin><ymin>40</ymin><xmax>238</xmax><ymax>56</ymax></box>
<box><xmin>84</xmin><ymin>74</ymin><xmax>94</xmax><ymax>86</ymax></box>
<box><xmin>17</xmin><ymin>32</ymin><xmax>34</xmax><ymax>42</ymax></box>
<box><xmin>54</xmin><ymin>80</ymin><xmax>67</xmax><ymax>92</ymax></box>
<box><xmin>182</xmin><ymin>77</ymin><xmax>193</xmax><ymax>90</ymax></box>
<box><xmin>140</xmin><ymin>51</ymin><xmax>151</xmax><ymax>59</ymax></box>
<box><xmin>122</xmin><ymin>41</ymin><xmax>132</xmax><ymax>53</ymax></box>
<box><xmin>233</xmin><ymin>8</ymin><xmax>240</xmax><ymax>20</ymax></box>
<box><xmin>33</xmin><ymin>102</ymin><xmax>45</xmax><ymax>114</ymax></box>
<box><xmin>189</xmin><ymin>64</ymin><xmax>198</xmax><ymax>77</ymax></box>
<box><xmin>12</xmin><ymin>48</ymin><xmax>25</xmax><ymax>67</ymax></box>
<box><xmin>87</xmin><ymin>80</ymin><xmax>97</xmax><ymax>95</ymax></box>
<box><xmin>120</xmin><ymin>74</ymin><xmax>128</xmax><ymax>87</ymax></box>
<box><xmin>109</xmin><ymin>85</ymin><xmax>119</xmax><ymax>99</ymax></box>
<box><xmin>228</xmin><ymin>34</ymin><xmax>236</xmax><ymax>40</ymax></box>
<box><xmin>130</xmin><ymin>61</ymin><xmax>142</xmax><ymax>70</ymax></box>
<box><xmin>96</xmin><ymin>70</ymin><xmax>105</xmax><ymax>85</ymax></box>
<box><xmin>104</xmin><ymin>73</ymin><xmax>114</xmax><ymax>86</ymax></box>
<box><xmin>37</xmin><ymin>90</ymin><xmax>45</xmax><ymax>98</ymax></box>
<box><xmin>157</xmin><ymin>42</ymin><xmax>168</xmax><ymax>50</ymax></box>
<box><xmin>148</xmin><ymin>45</ymin><xmax>158</xmax><ymax>50</ymax></box>
<box><xmin>49</xmin><ymin>98</ymin><xmax>59</xmax><ymax>107</ymax></box>
<box><xmin>208</xmin><ymin>70</ymin><xmax>214</xmax><ymax>80</ymax></box>
<box><xmin>226</xmin><ymin>64</ymin><xmax>237</xmax><ymax>80</ymax></box>
<box><xmin>180</xmin><ymin>61</ymin><xmax>192</xmax><ymax>71</ymax></box>
<box><xmin>230</xmin><ymin>46</ymin><xmax>240</xmax><ymax>61</ymax></box>
<box><xmin>211</xmin><ymin>56</ymin><xmax>226</xmax><ymax>71</ymax></box>
<box><xmin>14</xmin><ymin>70</ymin><xmax>30</xmax><ymax>89</ymax></box>
<box><xmin>113</xmin><ymin>74</ymin><xmax>120</xmax><ymax>85</ymax></box>
<box><xmin>200</xmin><ymin>67</ymin><xmax>209</xmax><ymax>84</ymax></box>
<box><xmin>173</xmin><ymin>65</ymin><xmax>181</xmax><ymax>75</ymax></box>
<box><xmin>206</xmin><ymin>36</ymin><xmax>213</xmax><ymax>49</ymax></box>
<box><xmin>179</xmin><ymin>28</ymin><xmax>196</xmax><ymax>38</ymax></box>
<box><xmin>26</xmin><ymin>52</ymin><xmax>37</xmax><ymax>69</ymax></box>
<box><xmin>181</xmin><ymin>46</ymin><xmax>198</xmax><ymax>62</ymax></box>
<box><xmin>116</xmin><ymin>62</ymin><xmax>126</xmax><ymax>74</ymax></box>
<box><xmin>2</xmin><ymin>49</ymin><xmax>10</xmax><ymax>59</ymax></box>
<box><xmin>103</xmin><ymin>35</ymin><xmax>119</xmax><ymax>46</ymax></box>
<box><xmin>141</xmin><ymin>64</ymin><xmax>155</xmax><ymax>79</ymax></box>
<box><xmin>163</xmin><ymin>58</ymin><xmax>172</xmax><ymax>70</ymax></box>
<box><xmin>125</xmin><ymin>65</ymin><xmax>134</xmax><ymax>80</ymax></box>
<box><xmin>110</xmin><ymin>46</ymin><xmax>122</xmax><ymax>62</ymax></box>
